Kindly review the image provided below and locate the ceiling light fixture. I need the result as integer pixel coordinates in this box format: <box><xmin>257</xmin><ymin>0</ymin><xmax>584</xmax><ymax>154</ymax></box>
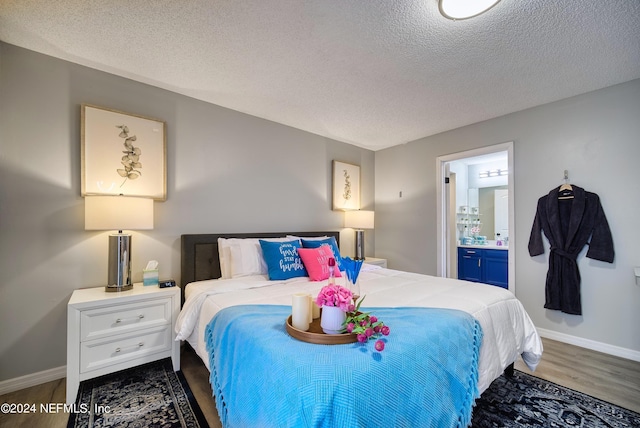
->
<box><xmin>439</xmin><ymin>0</ymin><xmax>502</xmax><ymax>20</ymax></box>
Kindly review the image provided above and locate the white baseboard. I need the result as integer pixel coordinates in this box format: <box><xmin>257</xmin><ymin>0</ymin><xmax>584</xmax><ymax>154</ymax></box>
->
<box><xmin>0</xmin><ymin>365</ymin><xmax>66</xmax><ymax>396</ymax></box>
<box><xmin>537</xmin><ymin>328</ymin><xmax>640</xmax><ymax>363</ymax></box>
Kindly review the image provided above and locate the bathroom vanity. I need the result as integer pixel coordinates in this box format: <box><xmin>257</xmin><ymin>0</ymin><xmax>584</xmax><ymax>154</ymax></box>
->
<box><xmin>457</xmin><ymin>244</ymin><xmax>508</xmax><ymax>289</ymax></box>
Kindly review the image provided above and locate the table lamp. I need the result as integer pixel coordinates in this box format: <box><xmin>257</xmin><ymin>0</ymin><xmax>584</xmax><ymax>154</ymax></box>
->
<box><xmin>85</xmin><ymin>195</ymin><xmax>154</xmax><ymax>292</ymax></box>
<box><xmin>344</xmin><ymin>210</ymin><xmax>374</xmax><ymax>260</ymax></box>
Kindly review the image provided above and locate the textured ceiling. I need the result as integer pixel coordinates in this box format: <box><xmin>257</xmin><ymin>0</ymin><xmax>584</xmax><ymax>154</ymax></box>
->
<box><xmin>1</xmin><ymin>0</ymin><xmax>639</xmax><ymax>150</ymax></box>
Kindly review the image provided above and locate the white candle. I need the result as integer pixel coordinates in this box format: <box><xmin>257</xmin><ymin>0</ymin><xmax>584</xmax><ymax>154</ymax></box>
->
<box><xmin>311</xmin><ymin>299</ymin><xmax>320</xmax><ymax>319</ymax></box>
<box><xmin>307</xmin><ymin>295</ymin><xmax>313</xmax><ymax>323</ymax></box>
<box><xmin>292</xmin><ymin>293</ymin><xmax>310</xmax><ymax>331</ymax></box>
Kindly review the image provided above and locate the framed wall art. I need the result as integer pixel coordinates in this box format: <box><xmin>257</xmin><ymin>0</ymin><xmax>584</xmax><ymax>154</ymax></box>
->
<box><xmin>332</xmin><ymin>160</ymin><xmax>360</xmax><ymax>210</ymax></box>
<box><xmin>81</xmin><ymin>104</ymin><xmax>167</xmax><ymax>201</ymax></box>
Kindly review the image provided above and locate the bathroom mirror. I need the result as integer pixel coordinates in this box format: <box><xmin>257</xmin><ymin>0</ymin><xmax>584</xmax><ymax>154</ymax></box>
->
<box><xmin>478</xmin><ymin>186</ymin><xmax>508</xmax><ymax>241</ymax></box>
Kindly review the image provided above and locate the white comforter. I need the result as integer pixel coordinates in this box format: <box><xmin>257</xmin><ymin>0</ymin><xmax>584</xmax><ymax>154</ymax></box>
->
<box><xmin>175</xmin><ymin>265</ymin><xmax>543</xmax><ymax>394</ymax></box>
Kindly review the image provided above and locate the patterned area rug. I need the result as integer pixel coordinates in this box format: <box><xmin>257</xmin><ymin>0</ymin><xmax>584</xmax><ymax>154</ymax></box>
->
<box><xmin>67</xmin><ymin>361</ymin><xmax>639</xmax><ymax>428</ymax></box>
<box><xmin>472</xmin><ymin>370</ymin><xmax>640</xmax><ymax>427</ymax></box>
<box><xmin>67</xmin><ymin>358</ymin><xmax>207</xmax><ymax>428</ymax></box>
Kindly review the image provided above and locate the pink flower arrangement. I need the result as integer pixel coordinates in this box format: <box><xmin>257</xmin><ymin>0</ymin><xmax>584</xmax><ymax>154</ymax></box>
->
<box><xmin>315</xmin><ymin>285</ymin><xmax>353</xmax><ymax>311</ymax></box>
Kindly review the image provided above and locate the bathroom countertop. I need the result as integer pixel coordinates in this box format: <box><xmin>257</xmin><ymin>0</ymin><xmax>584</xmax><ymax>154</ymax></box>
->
<box><xmin>458</xmin><ymin>242</ymin><xmax>508</xmax><ymax>250</ymax></box>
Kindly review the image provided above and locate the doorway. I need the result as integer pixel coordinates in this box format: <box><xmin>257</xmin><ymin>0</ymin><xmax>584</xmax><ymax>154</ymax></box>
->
<box><xmin>436</xmin><ymin>142</ymin><xmax>515</xmax><ymax>292</ymax></box>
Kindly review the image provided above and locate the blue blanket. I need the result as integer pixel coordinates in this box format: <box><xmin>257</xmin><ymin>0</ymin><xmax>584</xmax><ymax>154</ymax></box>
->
<box><xmin>205</xmin><ymin>305</ymin><xmax>482</xmax><ymax>428</ymax></box>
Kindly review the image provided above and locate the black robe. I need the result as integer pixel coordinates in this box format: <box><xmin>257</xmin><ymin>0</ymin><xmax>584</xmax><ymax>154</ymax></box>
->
<box><xmin>528</xmin><ymin>185</ymin><xmax>614</xmax><ymax>315</ymax></box>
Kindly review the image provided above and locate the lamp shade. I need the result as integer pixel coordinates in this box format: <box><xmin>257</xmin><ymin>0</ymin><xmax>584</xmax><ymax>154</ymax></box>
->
<box><xmin>85</xmin><ymin>195</ymin><xmax>154</xmax><ymax>231</ymax></box>
<box><xmin>344</xmin><ymin>210</ymin><xmax>374</xmax><ymax>229</ymax></box>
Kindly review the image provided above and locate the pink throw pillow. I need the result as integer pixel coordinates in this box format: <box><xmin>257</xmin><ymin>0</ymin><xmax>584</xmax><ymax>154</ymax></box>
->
<box><xmin>298</xmin><ymin>246</ymin><xmax>342</xmax><ymax>281</ymax></box>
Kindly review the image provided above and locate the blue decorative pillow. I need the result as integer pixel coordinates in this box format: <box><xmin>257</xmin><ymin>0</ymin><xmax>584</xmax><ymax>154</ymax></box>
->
<box><xmin>259</xmin><ymin>240</ymin><xmax>308</xmax><ymax>280</ymax></box>
<box><xmin>300</xmin><ymin>237</ymin><xmax>342</xmax><ymax>270</ymax></box>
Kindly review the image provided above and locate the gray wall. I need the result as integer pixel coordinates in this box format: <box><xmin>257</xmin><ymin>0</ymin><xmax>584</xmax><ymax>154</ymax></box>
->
<box><xmin>2</xmin><ymin>40</ymin><xmax>639</xmax><ymax>382</ymax></box>
<box><xmin>0</xmin><ymin>43</ymin><xmax>375</xmax><ymax>381</ymax></box>
<box><xmin>376</xmin><ymin>79</ymin><xmax>640</xmax><ymax>355</ymax></box>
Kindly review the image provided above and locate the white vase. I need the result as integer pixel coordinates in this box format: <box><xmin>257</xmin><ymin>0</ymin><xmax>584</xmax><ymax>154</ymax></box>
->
<box><xmin>321</xmin><ymin>305</ymin><xmax>346</xmax><ymax>334</ymax></box>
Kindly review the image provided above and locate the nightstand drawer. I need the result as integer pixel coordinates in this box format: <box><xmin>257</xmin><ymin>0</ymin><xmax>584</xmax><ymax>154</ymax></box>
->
<box><xmin>80</xmin><ymin>298</ymin><xmax>171</xmax><ymax>341</ymax></box>
<box><xmin>80</xmin><ymin>325</ymin><xmax>172</xmax><ymax>373</ymax></box>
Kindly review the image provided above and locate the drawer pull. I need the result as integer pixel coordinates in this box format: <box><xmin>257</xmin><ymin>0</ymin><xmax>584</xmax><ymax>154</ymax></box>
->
<box><xmin>115</xmin><ymin>314</ymin><xmax>145</xmax><ymax>323</ymax></box>
<box><xmin>115</xmin><ymin>342</ymin><xmax>144</xmax><ymax>353</ymax></box>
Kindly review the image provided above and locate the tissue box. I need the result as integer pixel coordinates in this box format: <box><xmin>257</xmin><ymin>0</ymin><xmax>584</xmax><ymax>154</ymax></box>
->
<box><xmin>143</xmin><ymin>269</ymin><xmax>159</xmax><ymax>286</ymax></box>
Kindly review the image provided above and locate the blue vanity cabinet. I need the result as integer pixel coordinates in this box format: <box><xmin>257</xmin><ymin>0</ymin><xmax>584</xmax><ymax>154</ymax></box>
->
<box><xmin>458</xmin><ymin>248</ymin><xmax>483</xmax><ymax>283</ymax></box>
<box><xmin>458</xmin><ymin>247</ymin><xmax>508</xmax><ymax>289</ymax></box>
<box><xmin>483</xmin><ymin>249</ymin><xmax>508</xmax><ymax>288</ymax></box>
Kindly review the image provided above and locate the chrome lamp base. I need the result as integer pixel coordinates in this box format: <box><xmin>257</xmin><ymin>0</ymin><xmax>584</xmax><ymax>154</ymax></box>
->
<box><xmin>354</xmin><ymin>229</ymin><xmax>365</xmax><ymax>261</ymax></box>
<box><xmin>106</xmin><ymin>232</ymin><xmax>133</xmax><ymax>292</ymax></box>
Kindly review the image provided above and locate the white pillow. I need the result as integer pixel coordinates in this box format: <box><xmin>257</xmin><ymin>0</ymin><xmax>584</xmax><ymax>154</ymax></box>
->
<box><xmin>286</xmin><ymin>235</ymin><xmax>327</xmax><ymax>241</ymax></box>
<box><xmin>230</xmin><ymin>239</ymin><xmax>267</xmax><ymax>278</ymax></box>
<box><xmin>217</xmin><ymin>238</ymin><xmax>233</xmax><ymax>279</ymax></box>
<box><xmin>219</xmin><ymin>237</ymin><xmax>293</xmax><ymax>279</ymax></box>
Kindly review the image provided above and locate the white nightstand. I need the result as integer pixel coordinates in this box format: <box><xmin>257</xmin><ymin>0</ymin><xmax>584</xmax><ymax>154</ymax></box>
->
<box><xmin>66</xmin><ymin>283</ymin><xmax>180</xmax><ymax>404</ymax></box>
<box><xmin>364</xmin><ymin>257</ymin><xmax>388</xmax><ymax>268</ymax></box>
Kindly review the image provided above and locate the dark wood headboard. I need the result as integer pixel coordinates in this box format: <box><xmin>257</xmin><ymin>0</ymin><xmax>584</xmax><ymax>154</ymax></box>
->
<box><xmin>180</xmin><ymin>231</ymin><xmax>340</xmax><ymax>297</ymax></box>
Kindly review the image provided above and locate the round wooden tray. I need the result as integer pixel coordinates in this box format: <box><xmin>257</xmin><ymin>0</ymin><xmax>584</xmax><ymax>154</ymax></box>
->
<box><xmin>285</xmin><ymin>314</ymin><xmax>357</xmax><ymax>345</ymax></box>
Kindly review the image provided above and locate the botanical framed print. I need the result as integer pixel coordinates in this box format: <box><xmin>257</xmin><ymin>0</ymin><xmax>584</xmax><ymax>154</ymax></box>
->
<box><xmin>81</xmin><ymin>104</ymin><xmax>167</xmax><ymax>200</ymax></box>
<box><xmin>332</xmin><ymin>161</ymin><xmax>360</xmax><ymax>210</ymax></box>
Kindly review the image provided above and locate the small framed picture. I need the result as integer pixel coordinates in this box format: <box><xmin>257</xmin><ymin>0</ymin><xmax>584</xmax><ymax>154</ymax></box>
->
<box><xmin>81</xmin><ymin>104</ymin><xmax>167</xmax><ymax>200</ymax></box>
<box><xmin>332</xmin><ymin>161</ymin><xmax>360</xmax><ymax>210</ymax></box>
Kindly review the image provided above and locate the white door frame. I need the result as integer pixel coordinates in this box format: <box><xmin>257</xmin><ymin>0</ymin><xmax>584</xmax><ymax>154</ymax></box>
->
<box><xmin>436</xmin><ymin>142</ymin><xmax>515</xmax><ymax>292</ymax></box>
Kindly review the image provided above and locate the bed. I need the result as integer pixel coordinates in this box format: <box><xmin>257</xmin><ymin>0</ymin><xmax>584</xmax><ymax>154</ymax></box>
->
<box><xmin>176</xmin><ymin>231</ymin><xmax>543</xmax><ymax>427</ymax></box>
